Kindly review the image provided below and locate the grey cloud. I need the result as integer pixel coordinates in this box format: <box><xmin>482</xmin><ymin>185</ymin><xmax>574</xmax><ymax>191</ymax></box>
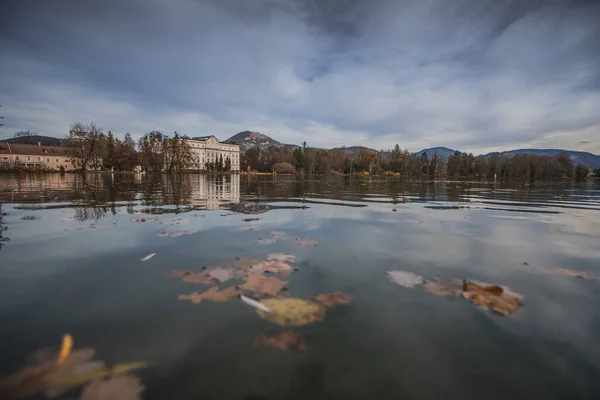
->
<box><xmin>1</xmin><ymin>0</ymin><xmax>599</xmax><ymax>153</ymax></box>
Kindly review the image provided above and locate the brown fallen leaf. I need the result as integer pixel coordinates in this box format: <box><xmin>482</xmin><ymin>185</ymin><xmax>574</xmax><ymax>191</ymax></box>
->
<box><xmin>80</xmin><ymin>375</ymin><xmax>143</xmax><ymax>400</ymax></box>
<box><xmin>245</xmin><ymin>260</ymin><xmax>296</xmax><ymax>276</ymax></box>
<box><xmin>461</xmin><ymin>281</ymin><xmax>523</xmax><ymax>316</ymax></box>
<box><xmin>221</xmin><ymin>257</ymin><xmax>264</xmax><ymax>269</ymax></box>
<box><xmin>314</xmin><ymin>292</ymin><xmax>354</xmax><ymax>307</ymax></box>
<box><xmin>177</xmin><ymin>286</ymin><xmax>241</xmax><ymax>304</ymax></box>
<box><xmin>168</xmin><ymin>270</ymin><xmax>190</xmax><ymax>278</ymax></box>
<box><xmin>254</xmin><ymin>331</ymin><xmax>306</xmax><ymax>351</ymax></box>
<box><xmin>423</xmin><ymin>278</ymin><xmax>464</xmax><ymax>297</ymax></box>
<box><xmin>239</xmin><ymin>275</ymin><xmax>287</xmax><ymax>297</ymax></box>
<box><xmin>207</xmin><ymin>267</ymin><xmax>235</xmax><ymax>283</ymax></box>
<box><xmin>181</xmin><ymin>272</ymin><xmax>217</xmax><ymax>285</ymax></box>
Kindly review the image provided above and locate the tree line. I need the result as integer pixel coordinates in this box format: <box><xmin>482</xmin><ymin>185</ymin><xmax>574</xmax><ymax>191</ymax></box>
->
<box><xmin>241</xmin><ymin>144</ymin><xmax>595</xmax><ymax>181</ymax></box>
<box><xmin>67</xmin><ymin>122</ymin><xmax>234</xmax><ymax>172</ymax></box>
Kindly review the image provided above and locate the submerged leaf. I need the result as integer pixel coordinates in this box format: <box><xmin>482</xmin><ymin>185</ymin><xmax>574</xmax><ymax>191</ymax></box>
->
<box><xmin>387</xmin><ymin>271</ymin><xmax>424</xmax><ymax>288</ymax></box>
<box><xmin>177</xmin><ymin>286</ymin><xmax>241</xmax><ymax>304</ymax></box>
<box><xmin>423</xmin><ymin>278</ymin><xmax>464</xmax><ymax>297</ymax></box>
<box><xmin>256</xmin><ymin>298</ymin><xmax>326</xmax><ymax>327</ymax></box>
<box><xmin>80</xmin><ymin>375</ymin><xmax>143</xmax><ymax>400</ymax></box>
<box><xmin>461</xmin><ymin>281</ymin><xmax>523</xmax><ymax>316</ymax></box>
<box><xmin>314</xmin><ymin>292</ymin><xmax>354</xmax><ymax>307</ymax></box>
<box><xmin>296</xmin><ymin>238</ymin><xmax>318</xmax><ymax>247</ymax></box>
<box><xmin>255</xmin><ymin>331</ymin><xmax>306</xmax><ymax>351</ymax></box>
<box><xmin>0</xmin><ymin>344</ymin><xmax>145</xmax><ymax>400</ymax></box>
<box><xmin>239</xmin><ymin>275</ymin><xmax>287</xmax><ymax>297</ymax></box>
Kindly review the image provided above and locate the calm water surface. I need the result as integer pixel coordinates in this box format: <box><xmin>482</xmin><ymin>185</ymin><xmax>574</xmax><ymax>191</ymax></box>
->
<box><xmin>1</xmin><ymin>173</ymin><xmax>600</xmax><ymax>400</ymax></box>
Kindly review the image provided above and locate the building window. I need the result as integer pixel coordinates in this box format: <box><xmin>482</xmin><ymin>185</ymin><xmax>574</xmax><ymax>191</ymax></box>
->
<box><xmin>16</xmin><ymin>156</ymin><xmax>20</xmax><ymax>161</ymax></box>
<box><xmin>47</xmin><ymin>158</ymin><xmax>50</xmax><ymax>162</ymax></box>
<box><xmin>27</xmin><ymin>156</ymin><xmax>31</xmax><ymax>161</ymax></box>
<box><xmin>37</xmin><ymin>157</ymin><xmax>41</xmax><ymax>161</ymax></box>
<box><xmin>56</xmin><ymin>159</ymin><xmax>59</xmax><ymax>162</ymax></box>
<box><xmin>56</xmin><ymin>165</ymin><xmax>60</xmax><ymax>169</ymax></box>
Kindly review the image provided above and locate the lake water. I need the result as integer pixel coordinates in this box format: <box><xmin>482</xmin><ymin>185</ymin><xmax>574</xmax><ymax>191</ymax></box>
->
<box><xmin>1</xmin><ymin>173</ymin><xmax>600</xmax><ymax>400</ymax></box>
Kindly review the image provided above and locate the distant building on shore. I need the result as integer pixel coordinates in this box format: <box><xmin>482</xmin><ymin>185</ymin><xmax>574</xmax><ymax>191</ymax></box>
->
<box><xmin>185</xmin><ymin>135</ymin><xmax>240</xmax><ymax>171</ymax></box>
<box><xmin>0</xmin><ymin>142</ymin><xmax>76</xmax><ymax>171</ymax></box>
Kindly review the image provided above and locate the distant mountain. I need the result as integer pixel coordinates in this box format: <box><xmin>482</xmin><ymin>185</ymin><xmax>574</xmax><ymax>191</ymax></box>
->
<box><xmin>335</xmin><ymin>146</ymin><xmax>378</xmax><ymax>154</ymax></box>
<box><xmin>481</xmin><ymin>149</ymin><xmax>600</xmax><ymax>169</ymax></box>
<box><xmin>224</xmin><ymin>131</ymin><xmax>292</xmax><ymax>152</ymax></box>
<box><xmin>414</xmin><ymin>147</ymin><xmax>457</xmax><ymax>158</ymax></box>
<box><xmin>0</xmin><ymin>135</ymin><xmax>66</xmax><ymax>147</ymax></box>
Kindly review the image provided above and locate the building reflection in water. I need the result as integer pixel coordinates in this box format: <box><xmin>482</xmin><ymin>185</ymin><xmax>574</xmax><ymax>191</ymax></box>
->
<box><xmin>0</xmin><ymin>173</ymin><xmax>240</xmax><ymax>213</ymax></box>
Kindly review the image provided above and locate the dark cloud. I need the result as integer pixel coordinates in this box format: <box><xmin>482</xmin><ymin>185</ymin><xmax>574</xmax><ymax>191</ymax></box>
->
<box><xmin>0</xmin><ymin>0</ymin><xmax>599</xmax><ymax>152</ymax></box>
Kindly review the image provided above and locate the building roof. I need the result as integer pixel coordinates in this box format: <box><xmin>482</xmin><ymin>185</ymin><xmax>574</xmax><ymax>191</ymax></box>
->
<box><xmin>0</xmin><ymin>143</ymin><xmax>72</xmax><ymax>156</ymax></box>
<box><xmin>190</xmin><ymin>135</ymin><xmax>215</xmax><ymax>141</ymax></box>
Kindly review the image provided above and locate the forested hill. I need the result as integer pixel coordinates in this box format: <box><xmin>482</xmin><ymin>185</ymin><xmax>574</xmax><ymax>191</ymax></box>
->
<box><xmin>0</xmin><ymin>135</ymin><xmax>66</xmax><ymax>146</ymax></box>
<box><xmin>480</xmin><ymin>149</ymin><xmax>600</xmax><ymax>169</ymax></box>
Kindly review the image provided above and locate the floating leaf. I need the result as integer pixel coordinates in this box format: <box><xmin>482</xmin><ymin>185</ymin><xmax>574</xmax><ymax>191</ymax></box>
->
<box><xmin>168</xmin><ymin>270</ymin><xmax>190</xmax><ymax>278</ymax></box>
<box><xmin>255</xmin><ymin>298</ymin><xmax>326</xmax><ymax>327</ymax></box>
<box><xmin>139</xmin><ymin>253</ymin><xmax>155</xmax><ymax>263</ymax></box>
<box><xmin>423</xmin><ymin>277</ymin><xmax>463</xmax><ymax>297</ymax></box>
<box><xmin>269</xmin><ymin>231</ymin><xmax>287</xmax><ymax>240</ymax></box>
<box><xmin>178</xmin><ymin>286</ymin><xmax>241</xmax><ymax>304</ymax></box>
<box><xmin>161</xmin><ymin>218</ymin><xmax>191</xmax><ymax>225</ymax></box>
<box><xmin>255</xmin><ymin>331</ymin><xmax>306</xmax><ymax>351</ymax></box>
<box><xmin>235</xmin><ymin>225</ymin><xmax>261</xmax><ymax>231</ymax></box>
<box><xmin>221</xmin><ymin>257</ymin><xmax>264</xmax><ymax>269</ymax></box>
<box><xmin>207</xmin><ymin>267</ymin><xmax>235</xmax><ymax>283</ymax></box>
<box><xmin>461</xmin><ymin>281</ymin><xmax>523</xmax><ymax>316</ymax></box>
<box><xmin>56</xmin><ymin>334</ymin><xmax>73</xmax><ymax>366</ymax></box>
<box><xmin>156</xmin><ymin>229</ymin><xmax>198</xmax><ymax>238</ymax></box>
<box><xmin>525</xmin><ymin>264</ymin><xmax>598</xmax><ymax>280</ymax></box>
<box><xmin>181</xmin><ymin>272</ymin><xmax>217</xmax><ymax>285</ymax></box>
<box><xmin>240</xmin><ymin>294</ymin><xmax>272</xmax><ymax>313</ymax></box>
<box><xmin>253</xmin><ymin>238</ymin><xmax>278</xmax><ymax>245</ymax></box>
<box><xmin>267</xmin><ymin>253</ymin><xmax>295</xmax><ymax>263</ymax></box>
<box><xmin>80</xmin><ymin>375</ymin><xmax>143</xmax><ymax>400</ymax></box>
<box><xmin>296</xmin><ymin>238</ymin><xmax>318</xmax><ymax>247</ymax></box>
<box><xmin>239</xmin><ymin>275</ymin><xmax>287</xmax><ymax>297</ymax></box>
<box><xmin>387</xmin><ymin>271</ymin><xmax>424</xmax><ymax>288</ymax></box>
<box><xmin>133</xmin><ymin>217</ymin><xmax>157</xmax><ymax>223</ymax></box>
<box><xmin>314</xmin><ymin>292</ymin><xmax>354</xmax><ymax>307</ymax></box>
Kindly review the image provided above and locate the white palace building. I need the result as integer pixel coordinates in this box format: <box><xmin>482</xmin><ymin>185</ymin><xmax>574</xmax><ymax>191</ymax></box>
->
<box><xmin>184</xmin><ymin>135</ymin><xmax>240</xmax><ymax>171</ymax></box>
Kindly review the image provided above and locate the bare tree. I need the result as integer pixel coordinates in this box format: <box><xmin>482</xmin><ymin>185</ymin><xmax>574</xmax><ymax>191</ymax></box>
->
<box><xmin>138</xmin><ymin>131</ymin><xmax>166</xmax><ymax>172</ymax></box>
<box><xmin>68</xmin><ymin>122</ymin><xmax>104</xmax><ymax>172</ymax></box>
<box><xmin>13</xmin><ymin>130</ymin><xmax>38</xmax><ymax>144</ymax></box>
<box><xmin>164</xmin><ymin>132</ymin><xmax>194</xmax><ymax>172</ymax></box>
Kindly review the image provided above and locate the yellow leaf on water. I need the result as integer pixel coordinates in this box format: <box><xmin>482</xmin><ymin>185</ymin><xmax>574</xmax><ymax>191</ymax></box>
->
<box><xmin>256</xmin><ymin>298</ymin><xmax>326</xmax><ymax>327</ymax></box>
<box><xmin>56</xmin><ymin>334</ymin><xmax>73</xmax><ymax>366</ymax></box>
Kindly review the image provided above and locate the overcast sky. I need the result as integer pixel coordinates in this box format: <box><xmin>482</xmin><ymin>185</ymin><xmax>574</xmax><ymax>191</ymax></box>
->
<box><xmin>1</xmin><ymin>0</ymin><xmax>599</xmax><ymax>153</ymax></box>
